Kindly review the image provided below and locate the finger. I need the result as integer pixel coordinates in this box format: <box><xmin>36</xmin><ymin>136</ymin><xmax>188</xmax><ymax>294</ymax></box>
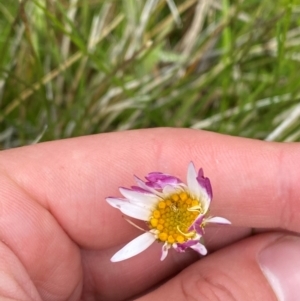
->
<box><xmin>137</xmin><ymin>233</ymin><xmax>300</xmax><ymax>301</ymax></box>
<box><xmin>80</xmin><ymin>226</ymin><xmax>249</xmax><ymax>299</ymax></box>
<box><xmin>0</xmin><ymin>128</ymin><xmax>299</xmax><ymax>250</ymax></box>
<box><xmin>81</xmin><ymin>242</ymin><xmax>199</xmax><ymax>301</ymax></box>
<box><xmin>0</xmin><ymin>242</ymin><xmax>41</xmax><ymax>301</ymax></box>
<box><xmin>0</xmin><ymin>175</ymin><xmax>82</xmax><ymax>301</ymax></box>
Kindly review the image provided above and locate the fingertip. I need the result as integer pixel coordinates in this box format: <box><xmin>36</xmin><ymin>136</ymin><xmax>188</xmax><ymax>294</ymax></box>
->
<box><xmin>258</xmin><ymin>235</ymin><xmax>300</xmax><ymax>301</ymax></box>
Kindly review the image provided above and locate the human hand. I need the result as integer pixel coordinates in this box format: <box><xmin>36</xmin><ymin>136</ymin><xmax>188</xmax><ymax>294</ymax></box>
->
<box><xmin>0</xmin><ymin>128</ymin><xmax>299</xmax><ymax>301</ymax></box>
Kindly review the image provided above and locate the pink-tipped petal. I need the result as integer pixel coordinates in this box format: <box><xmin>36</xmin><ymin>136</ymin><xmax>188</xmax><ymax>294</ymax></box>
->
<box><xmin>188</xmin><ymin>214</ymin><xmax>205</xmax><ymax>235</ymax></box>
<box><xmin>187</xmin><ymin>162</ymin><xmax>211</xmax><ymax>212</ymax></box>
<box><xmin>146</xmin><ymin>172</ymin><xmax>182</xmax><ymax>189</ymax></box>
<box><xmin>175</xmin><ymin>238</ymin><xmax>199</xmax><ymax>253</ymax></box>
<box><xmin>134</xmin><ymin>176</ymin><xmax>163</xmax><ymax>197</ymax></box>
<box><xmin>130</xmin><ymin>186</ymin><xmax>150</xmax><ymax>193</ymax></box>
<box><xmin>196</xmin><ymin>168</ymin><xmax>213</xmax><ymax>199</ymax></box>
<box><xmin>111</xmin><ymin>232</ymin><xmax>156</xmax><ymax>262</ymax></box>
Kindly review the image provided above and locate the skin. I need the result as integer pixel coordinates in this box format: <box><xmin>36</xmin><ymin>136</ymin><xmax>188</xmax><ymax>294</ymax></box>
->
<box><xmin>0</xmin><ymin>128</ymin><xmax>299</xmax><ymax>301</ymax></box>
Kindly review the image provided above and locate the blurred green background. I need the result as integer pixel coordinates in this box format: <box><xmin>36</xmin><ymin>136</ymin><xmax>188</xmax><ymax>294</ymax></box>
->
<box><xmin>1</xmin><ymin>0</ymin><xmax>300</xmax><ymax>148</ymax></box>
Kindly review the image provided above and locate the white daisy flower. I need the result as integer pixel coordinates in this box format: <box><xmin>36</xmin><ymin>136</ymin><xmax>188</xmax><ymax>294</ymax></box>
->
<box><xmin>106</xmin><ymin>162</ymin><xmax>230</xmax><ymax>262</ymax></box>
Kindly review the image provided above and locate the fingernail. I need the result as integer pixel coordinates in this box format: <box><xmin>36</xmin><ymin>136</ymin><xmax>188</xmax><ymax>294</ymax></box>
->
<box><xmin>258</xmin><ymin>236</ymin><xmax>300</xmax><ymax>301</ymax></box>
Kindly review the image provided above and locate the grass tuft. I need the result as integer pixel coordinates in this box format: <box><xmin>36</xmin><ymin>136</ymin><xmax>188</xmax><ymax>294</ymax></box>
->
<box><xmin>1</xmin><ymin>0</ymin><xmax>300</xmax><ymax>148</ymax></box>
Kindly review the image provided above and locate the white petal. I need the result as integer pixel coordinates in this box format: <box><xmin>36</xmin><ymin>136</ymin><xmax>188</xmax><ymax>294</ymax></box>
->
<box><xmin>205</xmin><ymin>216</ymin><xmax>231</xmax><ymax>225</ymax></box>
<box><xmin>119</xmin><ymin>204</ymin><xmax>151</xmax><ymax>221</ymax></box>
<box><xmin>187</xmin><ymin>162</ymin><xmax>210</xmax><ymax>212</ymax></box>
<box><xmin>119</xmin><ymin>188</ymin><xmax>159</xmax><ymax>209</ymax></box>
<box><xmin>162</xmin><ymin>184</ymin><xmax>185</xmax><ymax>195</ymax></box>
<box><xmin>190</xmin><ymin>242</ymin><xmax>207</xmax><ymax>255</ymax></box>
<box><xmin>187</xmin><ymin>162</ymin><xmax>201</xmax><ymax>199</ymax></box>
<box><xmin>106</xmin><ymin>198</ymin><xmax>151</xmax><ymax>220</ymax></box>
<box><xmin>111</xmin><ymin>232</ymin><xmax>156</xmax><ymax>262</ymax></box>
<box><xmin>120</xmin><ymin>204</ymin><xmax>152</xmax><ymax>220</ymax></box>
<box><xmin>202</xmin><ymin>197</ymin><xmax>211</xmax><ymax>213</ymax></box>
<box><xmin>106</xmin><ymin>197</ymin><xmax>128</xmax><ymax>208</ymax></box>
<box><xmin>160</xmin><ymin>242</ymin><xmax>170</xmax><ymax>261</ymax></box>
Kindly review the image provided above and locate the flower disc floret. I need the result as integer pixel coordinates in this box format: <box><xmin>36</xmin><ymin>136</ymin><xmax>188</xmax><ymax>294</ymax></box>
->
<box><xmin>149</xmin><ymin>192</ymin><xmax>202</xmax><ymax>244</ymax></box>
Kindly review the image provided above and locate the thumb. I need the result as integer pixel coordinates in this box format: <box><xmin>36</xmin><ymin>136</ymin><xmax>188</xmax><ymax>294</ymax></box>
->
<box><xmin>137</xmin><ymin>233</ymin><xmax>300</xmax><ymax>301</ymax></box>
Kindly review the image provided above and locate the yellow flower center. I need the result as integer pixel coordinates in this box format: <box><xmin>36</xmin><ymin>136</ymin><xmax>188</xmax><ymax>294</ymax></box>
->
<box><xmin>148</xmin><ymin>192</ymin><xmax>203</xmax><ymax>244</ymax></box>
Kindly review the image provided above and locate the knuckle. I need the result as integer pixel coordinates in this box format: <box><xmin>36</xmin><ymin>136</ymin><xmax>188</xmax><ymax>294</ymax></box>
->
<box><xmin>180</xmin><ymin>271</ymin><xmax>240</xmax><ymax>301</ymax></box>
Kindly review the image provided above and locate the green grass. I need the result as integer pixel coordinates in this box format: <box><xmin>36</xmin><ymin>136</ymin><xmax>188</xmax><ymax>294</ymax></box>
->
<box><xmin>1</xmin><ymin>0</ymin><xmax>300</xmax><ymax>148</ymax></box>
